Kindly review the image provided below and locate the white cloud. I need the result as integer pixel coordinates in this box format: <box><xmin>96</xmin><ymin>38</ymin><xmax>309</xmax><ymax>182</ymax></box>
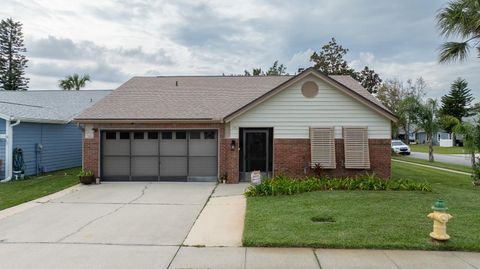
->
<box><xmin>351</xmin><ymin>52</ymin><xmax>480</xmax><ymax>98</ymax></box>
<box><xmin>1</xmin><ymin>0</ymin><xmax>478</xmax><ymax>99</ymax></box>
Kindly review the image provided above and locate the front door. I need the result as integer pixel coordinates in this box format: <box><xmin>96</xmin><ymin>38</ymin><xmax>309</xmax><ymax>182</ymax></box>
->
<box><xmin>240</xmin><ymin>128</ymin><xmax>273</xmax><ymax>181</ymax></box>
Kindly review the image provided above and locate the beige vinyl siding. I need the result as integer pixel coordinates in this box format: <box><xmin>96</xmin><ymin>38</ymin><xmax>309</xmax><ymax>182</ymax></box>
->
<box><xmin>228</xmin><ymin>75</ymin><xmax>391</xmax><ymax>139</ymax></box>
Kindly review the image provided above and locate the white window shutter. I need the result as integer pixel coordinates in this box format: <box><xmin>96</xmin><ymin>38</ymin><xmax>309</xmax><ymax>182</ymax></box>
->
<box><xmin>343</xmin><ymin>127</ymin><xmax>370</xmax><ymax>169</ymax></box>
<box><xmin>310</xmin><ymin>127</ymin><xmax>336</xmax><ymax>169</ymax></box>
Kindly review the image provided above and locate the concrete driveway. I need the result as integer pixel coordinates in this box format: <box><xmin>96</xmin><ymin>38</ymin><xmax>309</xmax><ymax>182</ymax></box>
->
<box><xmin>0</xmin><ymin>182</ymin><xmax>216</xmax><ymax>269</ymax></box>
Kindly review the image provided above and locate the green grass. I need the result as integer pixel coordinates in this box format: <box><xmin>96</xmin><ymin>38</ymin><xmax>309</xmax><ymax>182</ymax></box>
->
<box><xmin>393</xmin><ymin>156</ymin><xmax>472</xmax><ymax>174</ymax></box>
<box><xmin>410</xmin><ymin>144</ymin><xmax>465</xmax><ymax>154</ymax></box>
<box><xmin>0</xmin><ymin>167</ymin><xmax>80</xmax><ymax>211</ymax></box>
<box><xmin>243</xmin><ymin>162</ymin><xmax>480</xmax><ymax>251</ymax></box>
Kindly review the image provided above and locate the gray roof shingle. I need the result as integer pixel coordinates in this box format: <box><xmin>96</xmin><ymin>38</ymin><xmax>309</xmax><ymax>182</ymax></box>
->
<box><xmin>0</xmin><ymin>90</ymin><xmax>111</xmax><ymax>123</ymax></box>
<box><xmin>76</xmin><ymin>72</ymin><xmax>393</xmax><ymax>121</ymax></box>
<box><xmin>77</xmin><ymin>76</ymin><xmax>292</xmax><ymax>120</ymax></box>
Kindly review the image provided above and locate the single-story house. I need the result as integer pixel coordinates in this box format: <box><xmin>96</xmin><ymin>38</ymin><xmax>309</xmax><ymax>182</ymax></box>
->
<box><xmin>414</xmin><ymin>129</ymin><xmax>451</xmax><ymax>146</ymax></box>
<box><xmin>75</xmin><ymin>68</ymin><xmax>397</xmax><ymax>183</ymax></box>
<box><xmin>0</xmin><ymin>90</ymin><xmax>111</xmax><ymax>181</ymax></box>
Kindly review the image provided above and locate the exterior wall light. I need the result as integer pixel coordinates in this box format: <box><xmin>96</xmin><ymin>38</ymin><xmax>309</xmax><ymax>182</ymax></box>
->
<box><xmin>230</xmin><ymin>140</ymin><xmax>236</xmax><ymax>151</ymax></box>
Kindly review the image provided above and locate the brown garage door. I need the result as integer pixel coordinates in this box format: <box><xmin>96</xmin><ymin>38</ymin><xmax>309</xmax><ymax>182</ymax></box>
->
<box><xmin>101</xmin><ymin>130</ymin><xmax>218</xmax><ymax>181</ymax></box>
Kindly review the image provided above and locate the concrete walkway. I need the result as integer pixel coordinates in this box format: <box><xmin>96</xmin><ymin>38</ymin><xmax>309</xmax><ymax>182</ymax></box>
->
<box><xmin>184</xmin><ymin>183</ymin><xmax>249</xmax><ymax>247</ymax></box>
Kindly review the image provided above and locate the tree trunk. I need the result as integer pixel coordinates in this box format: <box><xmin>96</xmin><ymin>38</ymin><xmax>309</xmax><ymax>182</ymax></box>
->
<box><xmin>452</xmin><ymin>132</ymin><xmax>456</xmax><ymax>147</ymax></box>
<box><xmin>471</xmin><ymin>152</ymin><xmax>476</xmax><ymax>170</ymax></box>
<box><xmin>428</xmin><ymin>135</ymin><xmax>434</xmax><ymax>162</ymax></box>
<box><xmin>405</xmin><ymin>123</ymin><xmax>410</xmax><ymax>145</ymax></box>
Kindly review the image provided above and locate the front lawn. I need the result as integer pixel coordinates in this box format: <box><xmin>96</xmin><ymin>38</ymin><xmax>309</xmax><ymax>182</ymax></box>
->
<box><xmin>393</xmin><ymin>156</ymin><xmax>472</xmax><ymax>174</ymax></box>
<box><xmin>409</xmin><ymin>144</ymin><xmax>465</xmax><ymax>154</ymax></box>
<box><xmin>243</xmin><ymin>162</ymin><xmax>480</xmax><ymax>251</ymax></box>
<box><xmin>0</xmin><ymin>167</ymin><xmax>80</xmax><ymax>210</ymax></box>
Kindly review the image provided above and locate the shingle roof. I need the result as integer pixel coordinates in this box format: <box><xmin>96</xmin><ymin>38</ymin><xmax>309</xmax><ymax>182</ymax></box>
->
<box><xmin>76</xmin><ymin>76</ymin><xmax>292</xmax><ymax>121</ymax></box>
<box><xmin>0</xmin><ymin>90</ymin><xmax>111</xmax><ymax>123</ymax></box>
<box><xmin>329</xmin><ymin>75</ymin><xmax>390</xmax><ymax>111</ymax></box>
<box><xmin>76</xmin><ymin>71</ymin><xmax>393</xmax><ymax>122</ymax></box>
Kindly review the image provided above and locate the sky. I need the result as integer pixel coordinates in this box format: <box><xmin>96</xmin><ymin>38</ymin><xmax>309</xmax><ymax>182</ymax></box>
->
<box><xmin>1</xmin><ymin>0</ymin><xmax>479</xmax><ymax>99</ymax></box>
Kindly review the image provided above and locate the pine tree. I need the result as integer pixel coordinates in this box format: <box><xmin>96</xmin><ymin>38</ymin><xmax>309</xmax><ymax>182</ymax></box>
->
<box><xmin>0</xmin><ymin>18</ymin><xmax>29</xmax><ymax>91</ymax></box>
<box><xmin>440</xmin><ymin>78</ymin><xmax>474</xmax><ymax>121</ymax></box>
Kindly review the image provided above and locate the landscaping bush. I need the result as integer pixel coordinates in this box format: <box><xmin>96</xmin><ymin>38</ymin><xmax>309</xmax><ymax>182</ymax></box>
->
<box><xmin>244</xmin><ymin>174</ymin><xmax>432</xmax><ymax>197</ymax></box>
<box><xmin>472</xmin><ymin>159</ymin><xmax>480</xmax><ymax>186</ymax></box>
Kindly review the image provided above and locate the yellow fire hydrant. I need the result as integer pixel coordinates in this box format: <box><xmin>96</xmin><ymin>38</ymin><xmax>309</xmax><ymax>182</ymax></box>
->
<box><xmin>427</xmin><ymin>199</ymin><xmax>453</xmax><ymax>241</ymax></box>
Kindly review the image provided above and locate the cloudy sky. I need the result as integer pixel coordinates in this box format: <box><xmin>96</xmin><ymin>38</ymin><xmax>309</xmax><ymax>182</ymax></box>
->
<box><xmin>1</xmin><ymin>0</ymin><xmax>479</xmax><ymax>98</ymax></box>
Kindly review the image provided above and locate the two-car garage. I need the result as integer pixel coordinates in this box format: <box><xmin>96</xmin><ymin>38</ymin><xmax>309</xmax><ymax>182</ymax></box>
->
<box><xmin>101</xmin><ymin>130</ymin><xmax>218</xmax><ymax>181</ymax></box>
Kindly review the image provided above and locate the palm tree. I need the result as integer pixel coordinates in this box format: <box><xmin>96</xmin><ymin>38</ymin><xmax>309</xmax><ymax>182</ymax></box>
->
<box><xmin>436</xmin><ymin>0</ymin><xmax>480</xmax><ymax>63</ymax></box>
<box><xmin>58</xmin><ymin>74</ymin><xmax>91</xmax><ymax>90</ymax></box>
<box><xmin>415</xmin><ymin>99</ymin><xmax>440</xmax><ymax>162</ymax></box>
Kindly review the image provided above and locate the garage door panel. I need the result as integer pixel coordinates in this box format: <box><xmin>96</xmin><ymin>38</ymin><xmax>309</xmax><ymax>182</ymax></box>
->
<box><xmin>160</xmin><ymin>157</ymin><xmax>187</xmax><ymax>177</ymax></box>
<box><xmin>103</xmin><ymin>140</ymin><xmax>130</xmax><ymax>156</ymax></box>
<box><xmin>160</xmin><ymin>140</ymin><xmax>187</xmax><ymax>156</ymax></box>
<box><xmin>189</xmin><ymin>140</ymin><xmax>217</xmax><ymax>156</ymax></box>
<box><xmin>189</xmin><ymin>156</ymin><xmax>217</xmax><ymax>176</ymax></box>
<box><xmin>132</xmin><ymin>140</ymin><xmax>158</xmax><ymax>156</ymax></box>
<box><xmin>103</xmin><ymin>157</ymin><xmax>130</xmax><ymax>177</ymax></box>
<box><xmin>102</xmin><ymin>130</ymin><xmax>217</xmax><ymax>181</ymax></box>
<box><xmin>131</xmin><ymin>157</ymin><xmax>158</xmax><ymax>177</ymax></box>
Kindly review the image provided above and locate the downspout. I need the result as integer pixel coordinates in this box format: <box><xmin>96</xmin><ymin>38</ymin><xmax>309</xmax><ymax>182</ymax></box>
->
<box><xmin>1</xmin><ymin>118</ymin><xmax>20</xmax><ymax>182</ymax></box>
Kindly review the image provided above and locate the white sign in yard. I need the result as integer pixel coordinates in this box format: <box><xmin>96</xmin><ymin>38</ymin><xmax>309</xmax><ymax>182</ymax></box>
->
<box><xmin>251</xmin><ymin>170</ymin><xmax>261</xmax><ymax>185</ymax></box>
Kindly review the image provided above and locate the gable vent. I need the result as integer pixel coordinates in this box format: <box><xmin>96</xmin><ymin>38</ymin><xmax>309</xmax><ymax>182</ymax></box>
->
<box><xmin>310</xmin><ymin>127</ymin><xmax>336</xmax><ymax>169</ymax></box>
<box><xmin>343</xmin><ymin>127</ymin><xmax>370</xmax><ymax>169</ymax></box>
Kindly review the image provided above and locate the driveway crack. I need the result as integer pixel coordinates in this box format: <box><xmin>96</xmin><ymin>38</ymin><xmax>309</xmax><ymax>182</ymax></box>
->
<box><xmin>56</xmin><ymin>183</ymin><xmax>150</xmax><ymax>243</ymax></box>
<box><xmin>129</xmin><ymin>183</ymin><xmax>150</xmax><ymax>203</ymax></box>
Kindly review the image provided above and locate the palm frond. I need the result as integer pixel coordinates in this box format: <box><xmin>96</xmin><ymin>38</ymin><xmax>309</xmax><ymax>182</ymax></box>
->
<box><xmin>437</xmin><ymin>0</ymin><xmax>480</xmax><ymax>38</ymax></box>
<box><xmin>439</xmin><ymin>41</ymin><xmax>471</xmax><ymax>62</ymax></box>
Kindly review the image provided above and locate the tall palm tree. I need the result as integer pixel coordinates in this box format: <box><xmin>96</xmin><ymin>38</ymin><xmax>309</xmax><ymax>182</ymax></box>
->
<box><xmin>58</xmin><ymin>73</ymin><xmax>91</xmax><ymax>90</ymax></box>
<box><xmin>436</xmin><ymin>0</ymin><xmax>480</xmax><ymax>63</ymax></box>
<box><xmin>415</xmin><ymin>99</ymin><xmax>440</xmax><ymax>162</ymax></box>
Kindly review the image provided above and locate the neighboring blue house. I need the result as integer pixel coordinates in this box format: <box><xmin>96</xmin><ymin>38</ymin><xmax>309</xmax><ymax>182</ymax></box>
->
<box><xmin>0</xmin><ymin>90</ymin><xmax>111</xmax><ymax>181</ymax></box>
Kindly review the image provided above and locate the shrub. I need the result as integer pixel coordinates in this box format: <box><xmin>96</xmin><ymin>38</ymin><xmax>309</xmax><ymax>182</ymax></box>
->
<box><xmin>311</xmin><ymin>163</ymin><xmax>323</xmax><ymax>178</ymax></box>
<box><xmin>244</xmin><ymin>174</ymin><xmax>432</xmax><ymax>197</ymax></box>
<box><xmin>77</xmin><ymin>169</ymin><xmax>93</xmax><ymax>177</ymax></box>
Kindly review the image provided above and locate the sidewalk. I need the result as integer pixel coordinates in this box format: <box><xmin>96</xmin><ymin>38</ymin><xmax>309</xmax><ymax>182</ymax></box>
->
<box><xmin>183</xmin><ymin>183</ymin><xmax>249</xmax><ymax>247</ymax></box>
<box><xmin>169</xmin><ymin>247</ymin><xmax>480</xmax><ymax>269</ymax></box>
<box><xmin>393</xmin><ymin>158</ymin><xmax>471</xmax><ymax>175</ymax></box>
<box><xmin>178</xmin><ymin>182</ymin><xmax>480</xmax><ymax>269</ymax></box>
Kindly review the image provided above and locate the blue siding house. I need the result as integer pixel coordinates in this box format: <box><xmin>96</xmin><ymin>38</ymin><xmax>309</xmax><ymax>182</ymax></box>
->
<box><xmin>0</xmin><ymin>90</ymin><xmax>110</xmax><ymax>181</ymax></box>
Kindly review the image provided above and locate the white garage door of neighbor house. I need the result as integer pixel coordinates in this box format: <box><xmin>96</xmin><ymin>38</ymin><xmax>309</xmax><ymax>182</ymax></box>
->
<box><xmin>101</xmin><ymin>130</ymin><xmax>218</xmax><ymax>181</ymax></box>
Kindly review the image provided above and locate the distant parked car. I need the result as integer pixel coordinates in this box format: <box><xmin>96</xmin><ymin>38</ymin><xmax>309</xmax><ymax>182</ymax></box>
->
<box><xmin>391</xmin><ymin>140</ymin><xmax>411</xmax><ymax>155</ymax></box>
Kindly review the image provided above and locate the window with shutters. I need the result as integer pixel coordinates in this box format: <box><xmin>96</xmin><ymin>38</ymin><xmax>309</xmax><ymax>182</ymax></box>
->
<box><xmin>310</xmin><ymin>127</ymin><xmax>336</xmax><ymax>169</ymax></box>
<box><xmin>343</xmin><ymin>127</ymin><xmax>370</xmax><ymax>169</ymax></box>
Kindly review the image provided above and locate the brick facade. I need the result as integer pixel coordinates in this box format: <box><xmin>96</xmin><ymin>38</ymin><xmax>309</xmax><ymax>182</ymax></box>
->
<box><xmin>273</xmin><ymin>138</ymin><xmax>391</xmax><ymax>179</ymax></box>
<box><xmin>82</xmin><ymin>123</ymin><xmax>391</xmax><ymax>183</ymax></box>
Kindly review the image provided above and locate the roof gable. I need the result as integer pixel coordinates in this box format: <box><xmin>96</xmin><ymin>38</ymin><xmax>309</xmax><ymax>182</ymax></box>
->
<box><xmin>224</xmin><ymin>68</ymin><xmax>397</xmax><ymax>122</ymax></box>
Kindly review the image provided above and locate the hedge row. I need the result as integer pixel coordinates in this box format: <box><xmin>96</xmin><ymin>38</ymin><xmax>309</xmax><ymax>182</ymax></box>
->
<box><xmin>244</xmin><ymin>175</ymin><xmax>432</xmax><ymax>197</ymax></box>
